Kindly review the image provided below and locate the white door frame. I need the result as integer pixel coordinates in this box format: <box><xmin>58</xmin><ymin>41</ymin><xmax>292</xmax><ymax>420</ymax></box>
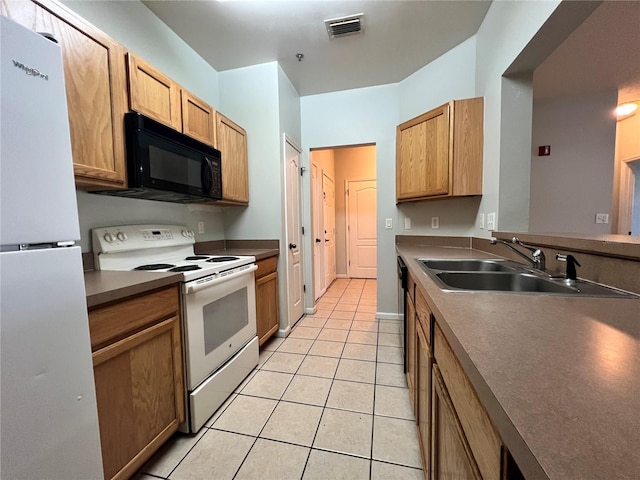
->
<box><xmin>282</xmin><ymin>134</ymin><xmax>304</xmax><ymax>334</ymax></box>
<box><xmin>310</xmin><ymin>160</ymin><xmax>326</xmax><ymax>301</ymax></box>
<box><xmin>345</xmin><ymin>178</ymin><xmax>377</xmax><ymax>278</ymax></box>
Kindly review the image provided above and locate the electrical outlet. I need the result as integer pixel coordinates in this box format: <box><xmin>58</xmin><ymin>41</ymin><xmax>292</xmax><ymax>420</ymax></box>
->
<box><xmin>487</xmin><ymin>212</ymin><xmax>496</xmax><ymax>230</ymax></box>
<box><xmin>595</xmin><ymin>213</ymin><xmax>609</xmax><ymax>224</ymax></box>
<box><xmin>385</xmin><ymin>218</ymin><xmax>393</xmax><ymax>229</ymax></box>
<box><xmin>479</xmin><ymin>213</ymin><xmax>485</xmax><ymax>229</ymax></box>
<box><xmin>431</xmin><ymin>216</ymin><xmax>439</xmax><ymax>229</ymax></box>
<box><xmin>197</xmin><ymin>221</ymin><xmax>205</xmax><ymax>234</ymax></box>
<box><xmin>404</xmin><ymin>217</ymin><xmax>412</xmax><ymax>230</ymax></box>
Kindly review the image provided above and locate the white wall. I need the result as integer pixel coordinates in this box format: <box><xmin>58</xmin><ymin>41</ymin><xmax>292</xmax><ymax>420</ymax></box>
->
<box><xmin>396</xmin><ymin>36</ymin><xmax>479</xmax><ymax>239</ymax></box>
<box><xmin>474</xmin><ymin>0</ymin><xmax>561</xmax><ymax>236</ymax></box>
<box><xmin>301</xmin><ymin>84</ymin><xmax>399</xmax><ymax>316</ymax></box>
<box><xmin>530</xmin><ymin>92</ymin><xmax>618</xmax><ymax>233</ymax></box>
<box><xmin>61</xmin><ymin>0</ymin><xmax>225</xmax><ymax>251</ymax></box>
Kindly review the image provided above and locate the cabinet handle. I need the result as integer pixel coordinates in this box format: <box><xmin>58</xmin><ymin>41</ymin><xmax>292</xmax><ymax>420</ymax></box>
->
<box><xmin>289</xmin><ymin>243</ymin><xmax>297</xmax><ymax>249</ymax></box>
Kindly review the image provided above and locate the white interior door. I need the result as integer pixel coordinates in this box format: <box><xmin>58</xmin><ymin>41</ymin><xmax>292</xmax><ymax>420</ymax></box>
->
<box><xmin>347</xmin><ymin>180</ymin><xmax>377</xmax><ymax>278</ymax></box>
<box><xmin>311</xmin><ymin>162</ymin><xmax>325</xmax><ymax>300</ymax></box>
<box><xmin>323</xmin><ymin>173</ymin><xmax>336</xmax><ymax>287</ymax></box>
<box><xmin>285</xmin><ymin>138</ymin><xmax>304</xmax><ymax>326</ymax></box>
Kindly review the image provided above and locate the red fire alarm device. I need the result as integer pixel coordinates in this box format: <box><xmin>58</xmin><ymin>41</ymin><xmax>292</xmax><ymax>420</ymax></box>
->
<box><xmin>538</xmin><ymin>145</ymin><xmax>551</xmax><ymax>156</ymax></box>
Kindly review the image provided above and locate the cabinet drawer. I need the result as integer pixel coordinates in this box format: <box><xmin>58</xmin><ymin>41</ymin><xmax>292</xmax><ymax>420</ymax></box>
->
<box><xmin>256</xmin><ymin>256</ymin><xmax>278</xmax><ymax>278</ymax></box>
<box><xmin>415</xmin><ymin>289</ymin><xmax>431</xmax><ymax>347</ymax></box>
<box><xmin>434</xmin><ymin>323</ymin><xmax>502</xmax><ymax>480</ymax></box>
<box><xmin>89</xmin><ymin>286</ymin><xmax>179</xmax><ymax>350</ymax></box>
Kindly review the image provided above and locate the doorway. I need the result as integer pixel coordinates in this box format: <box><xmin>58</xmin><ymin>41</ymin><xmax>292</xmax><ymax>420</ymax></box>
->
<box><xmin>283</xmin><ymin>135</ymin><xmax>304</xmax><ymax>329</ymax></box>
<box><xmin>310</xmin><ymin>144</ymin><xmax>376</xmax><ymax>300</ymax></box>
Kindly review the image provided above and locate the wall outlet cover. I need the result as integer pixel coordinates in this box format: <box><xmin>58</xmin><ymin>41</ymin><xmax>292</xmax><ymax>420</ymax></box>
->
<box><xmin>431</xmin><ymin>217</ymin><xmax>439</xmax><ymax>229</ymax></box>
<box><xmin>479</xmin><ymin>213</ymin><xmax>485</xmax><ymax>229</ymax></box>
<box><xmin>595</xmin><ymin>213</ymin><xmax>609</xmax><ymax>224</ymax></box>
<box><xmin>487</xmin><ymin>212</ymin><xmax>496</xmax><ymax>230</ymax></box>
<box><xmin>404</xmin><ymin>217</ymin><xmax>411</xmax><ymax>230</ymax></box>
<box><xmin>197</xmin><ymin>221</ymin><xmax>205</xmax><ymax>234</ymax></box>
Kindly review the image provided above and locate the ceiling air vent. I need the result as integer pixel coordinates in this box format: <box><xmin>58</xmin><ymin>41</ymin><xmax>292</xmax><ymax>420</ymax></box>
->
<box><xmin>324</xmin><ymin>13</ymin><xmax>364</xmax><ymax>39</ymax></box>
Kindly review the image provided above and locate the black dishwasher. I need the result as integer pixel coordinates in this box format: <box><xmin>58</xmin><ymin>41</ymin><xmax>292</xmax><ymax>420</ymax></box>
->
<box><xmin>397</xmin><ymin>256</ymin><xmax>408</xmax><ymax>373</ymax></box>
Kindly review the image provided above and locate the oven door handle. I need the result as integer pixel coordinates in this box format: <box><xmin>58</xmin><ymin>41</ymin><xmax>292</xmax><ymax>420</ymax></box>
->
<box><xmin>183</xmin><ymin>264</ymin><xmax>258</xmax><ymax>295</ymax></box>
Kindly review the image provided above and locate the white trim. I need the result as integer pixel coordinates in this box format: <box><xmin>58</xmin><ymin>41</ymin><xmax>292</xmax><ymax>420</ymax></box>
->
<box><xmin>376</xmin><ymin>312</ymin><xmax>403</xmax><ymax>321</ymax></box>
<box><xmin>277</xmin><ymin>325</ymin><xmax>291</xmax><ymax>338</ymax></box>
<box><xmin>304</xmin><ymin>306</ymin><xmax>317</xmax><ymax>315</ymax></box>
<box><xmin>336</xmin><ymin>273</ymin><xmax>348</xmax><ymax>279</ymax></box>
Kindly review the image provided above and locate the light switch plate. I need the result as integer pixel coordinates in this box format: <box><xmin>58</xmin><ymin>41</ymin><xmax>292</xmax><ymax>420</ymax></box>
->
<box><xmin>385</xmin><ymin>218</ymin><xmax>393</xmax><ymax>229</ymax></box>
<box><xmin>431</xmin><ymin>217</ymin><xmax>439</xmax><ymax>229</ymax></box>
<box><xmin>404</xmin><ymin>217</ymin><xmax>411</xmax><ymax>230</ymax></box>
<box><xmin>479</xmin><ymin>213</ymin><xmax>485</xmax><ymax>229</ymax></box>
<box><xmin>197</xmin><ymin>221</ymin><xmax>205</xmax><ymax>234</ymax></box>
<box><xmin>595</xmin><ymin>213</ymin><xmax>609</xmax><ymax>224</ymax></box>
<box><xmin>487</xmin><ymin>212</ymin><xmax>496</xmax><ymax>230</ymax></box>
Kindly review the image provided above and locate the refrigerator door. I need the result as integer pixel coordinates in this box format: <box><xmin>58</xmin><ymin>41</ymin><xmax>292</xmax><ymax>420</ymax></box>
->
<box><xmin>0</xmin><ymin>247</ymin><xmax>103</xmax><ymax>479</ymax></box>
<box><xmin>0</xmin><ymin>16</ymin><xmax>81</xmax><ymax>246</ymax></box>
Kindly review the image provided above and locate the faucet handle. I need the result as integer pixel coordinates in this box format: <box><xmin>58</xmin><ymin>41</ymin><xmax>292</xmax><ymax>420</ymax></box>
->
<box><xmin>556</xmin><ymin>254</ymin><xmax>581</xmax><ymax>281</ymax></box>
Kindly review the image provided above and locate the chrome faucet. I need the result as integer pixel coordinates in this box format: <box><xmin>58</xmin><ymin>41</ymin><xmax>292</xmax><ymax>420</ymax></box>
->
<box><xmin>490</xmin><ymin>237</ymin><xmax>546</xmax><ymax>271</ymax></box>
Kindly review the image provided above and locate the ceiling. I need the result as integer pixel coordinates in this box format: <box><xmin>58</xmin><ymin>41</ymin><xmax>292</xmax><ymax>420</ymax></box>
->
<box><xmin>141</xmin><ymin>1</ymin><xmax>639</xmax><ymax>101</ymax></box>
<box><xmin>141</xmin><ymin>0</ymin><xmax>492</xmax><ymax>96</ymax></box>
<box><xmin>534</xmin><ymin>1</ymin><xmax>640</xmax><ymax>103</ymax></box>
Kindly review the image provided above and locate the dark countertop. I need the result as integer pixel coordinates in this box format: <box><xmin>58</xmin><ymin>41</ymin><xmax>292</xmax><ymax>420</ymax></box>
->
<box><xmin>84</xmin><ymin>270</ymin><xmax>182</xmax><ymax>308</ymax></box>
<box><xmin>396</xmin><ymin>244</ymin><xmax>640</xmax><ymax>480</ymax></box>
<box><xmin>195</xmin><ymin>247</ymin><xmax>279</xmax><ymax>261</ymax></box>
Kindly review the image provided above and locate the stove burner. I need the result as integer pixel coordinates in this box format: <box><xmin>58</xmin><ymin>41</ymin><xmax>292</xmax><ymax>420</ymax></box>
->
<box><xmin>169</xmin><ymin>265</ymin><xmax>203</xmax><ymax>272</ymax></box>
<box><xmin>134</xmin><ymin>263</ymin><xmax>175</xmax><ymax>271</ymax></box>
<box><xmin>206</xmin><ymin>256</ymin><xmax>240</xmax><ymax>263</ymax></box>
<box><xmin>185</xmin><ymin>256</ymin><xmax>210</xmax><ymax>261</ymax></box>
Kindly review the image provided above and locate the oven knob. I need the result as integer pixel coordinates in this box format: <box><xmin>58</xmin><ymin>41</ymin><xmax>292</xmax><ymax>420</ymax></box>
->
<box><xmin>103</xmin><ymin>233</ymin><xmax>114</xmax><ymax>243</ymax></box>
<box><xmin>189</xmin><ymin>230</ymin><xmax>195</xmax><ymax>238</ymax></box>
<box><xmin>116</xmin><ymin>232</ymin><xmax>127</xmax><ymax>242</ymax></box>
<box><xmin>181</xmin><ymin>229</ymin><xmax>189</xmax><ymax>238</ymax></box>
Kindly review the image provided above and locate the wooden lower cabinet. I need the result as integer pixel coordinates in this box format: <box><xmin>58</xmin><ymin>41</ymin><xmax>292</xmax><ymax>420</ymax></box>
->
<box><xmin>255</xmin><ymin>256</ymin><xmax>279</xmax><ymax>346</ymax></box>
<box><xmin>431</xmin><ymin>364</ymin><xmax>482</xmax><ymax>480</ymax></box>
<box><xmin>89</xmin><ymin>286</ymin><xmax>184</xmax><ymax>480</ymax></box>
<box><xmin>416</xmin><ymin>317</ymin><xmax>432</xmax><ymax>475</ymax></box>
<box><xmin>406</xmin><ymin>293</ymin><xmax>417</xmax><ymax>410</ymax></box>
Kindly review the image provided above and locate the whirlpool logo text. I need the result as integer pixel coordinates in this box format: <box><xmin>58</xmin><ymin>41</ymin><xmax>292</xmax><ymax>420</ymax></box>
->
<box><xmin>12</xmin><ymin>60</ymin><xmax>49</xmax><ymax>80</ymax></box>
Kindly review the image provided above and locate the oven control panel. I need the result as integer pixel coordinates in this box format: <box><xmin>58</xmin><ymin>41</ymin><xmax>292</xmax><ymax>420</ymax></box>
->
<box><xmin>92</xmin><ymin>224</ymin><xmax>195</xmax><ymax>254</ymax></box>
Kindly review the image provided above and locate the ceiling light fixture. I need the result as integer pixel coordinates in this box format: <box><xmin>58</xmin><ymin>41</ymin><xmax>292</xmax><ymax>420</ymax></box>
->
<box><xmin>615</xmin><ymin>102</ymin><xmax>638</xmax><ymax>120</ymax></box>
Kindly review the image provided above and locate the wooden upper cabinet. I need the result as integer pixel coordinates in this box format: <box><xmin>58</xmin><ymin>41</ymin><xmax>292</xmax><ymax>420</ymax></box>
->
<box><xmin>127</xmin><ymin>53</ymin><xmax>216</xmax><ymax>148</ymax></box>
<box><xmin>1</xmin><ymin>0</ymin><xmax>128</xmax><ymax>189</ymax></box>
<box><xmin>127</xmin><ymin>53</ymin><xmax>181</xmax><ymax>130</ymax></box>
<box><xmin>216</xmin><ymin>111</ymin><xmax>249</xmax><ymax>204</ymax></box>
<box><xmin>396</xmin><ymin>97</ymin><xmax>483</xmax><ymax>202</ymax></box>
<box><xmin>181</xmin><ymin>90</ymin><xmax>215</xmax><ymax>147</ymax></box>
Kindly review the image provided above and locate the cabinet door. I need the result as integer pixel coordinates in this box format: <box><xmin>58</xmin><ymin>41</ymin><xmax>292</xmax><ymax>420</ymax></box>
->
<box><xmin>181</xmin><ymin>89</ymin><xmax>215</xmax><ymax>146</ymax></box>
<box><xmin>1</xmin><ymin>0</ymin><xmax>128</xmax><ymax>189</ymax></box>
<box><xmin>406</xmin><ymin>293</ymin><xmax>417</xmax><ymax>411</ymax></box>
<box><xmin>396</xmin><ymin>105</ymin><xmax>450</xmax><ymax>200</ymax></box>
<box><xmin>127</xmin><ymin>53</ymin><xmax>181</xmax><ymax>130</ymax></box>
<box><xmin>256</xmin><ymin>271</ymin><xmax>279</xmax><ymax>346</ymax></box>
<box><xmin>417</xmin><ymin>319</ymin><xmax>432</xmax><ymax>475</ymax></box>
<box><xmin>216</xmin><ymin>111</ymin><xmax>249</xmax><ymax>204</ymax></box>
<box><xmin>431</xmin><ymin>365</ymin><xmax>482</xmax><ymax>480</ymax></box>
<box><xmin>93</xmin><ymin>315</ymin><xmax>185</xmax><ymax>480</ymax></box>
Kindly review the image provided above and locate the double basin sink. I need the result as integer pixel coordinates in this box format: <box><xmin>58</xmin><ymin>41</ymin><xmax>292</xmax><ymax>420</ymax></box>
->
<box><xmin>418</xmin><ymin>259</ymin><xmax>637</xmax><ymax>298</ymax></box>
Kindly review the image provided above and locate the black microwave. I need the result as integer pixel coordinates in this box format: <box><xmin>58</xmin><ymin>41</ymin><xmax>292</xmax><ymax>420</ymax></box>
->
<box><xmin>95</xmin><ymin>112</ymin><xmax>222</xmax><ymax>203</ymax></box>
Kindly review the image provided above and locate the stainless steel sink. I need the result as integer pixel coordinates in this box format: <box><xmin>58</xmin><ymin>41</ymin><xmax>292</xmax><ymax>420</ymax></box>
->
<box><xmin>435</xmin><ymin>272</ymin><xmax>578</xmax><ymax>294</ymax></box>
<box><xmin>420</xmin><ymin>259</ymin><xmax>520</xmax><ymax>272</ymax></box>
<box><xmin>418</xmin><ymin>258</ymin><xmax>639</xmax><ymax>297</ymax></box>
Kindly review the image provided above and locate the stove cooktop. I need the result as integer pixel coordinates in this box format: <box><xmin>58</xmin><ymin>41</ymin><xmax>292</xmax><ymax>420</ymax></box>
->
<box><xmin>92</xmin><ymin>225</ymin><xmax>255</xmax><ymax>282</ymax></box>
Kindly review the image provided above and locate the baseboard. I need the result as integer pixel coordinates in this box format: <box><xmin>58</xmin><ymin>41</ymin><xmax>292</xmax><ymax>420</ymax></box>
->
<box><xmin>304</xmin><ymin>306</ymin><xmax>317</xmax><ymax>315</ymax></box>
<box><xmin>276</xmin><ymin>325</ymin><xmax>291</xmax><ymax>338</ymax></box>
<box><xmin>336</xmin><ymin>274</ymin><xmax>348</xmax><ymax>279</ymax></box>
<box><xmin>376</xmin><ymin>312</ymin><xmax>403</xmax><ymax>321</ymax></box>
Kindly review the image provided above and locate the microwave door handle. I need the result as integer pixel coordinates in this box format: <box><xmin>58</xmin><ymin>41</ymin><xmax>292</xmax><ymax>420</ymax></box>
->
<box><xmin>201</xmin><ymin>156</ymin><xmax>213</xmax><ymax>195</ymax></box>
<box><xmin>183</xmin><ymin>264</ymin><xmax>258</xmax><ymax>295</ymax></box>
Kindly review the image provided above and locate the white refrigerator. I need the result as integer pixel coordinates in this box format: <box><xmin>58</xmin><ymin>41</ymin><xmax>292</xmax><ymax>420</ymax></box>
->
<box><xmin>0</xmin><ymin>16</ymin><xmax>104</xmax><ymax>479</ymax></box>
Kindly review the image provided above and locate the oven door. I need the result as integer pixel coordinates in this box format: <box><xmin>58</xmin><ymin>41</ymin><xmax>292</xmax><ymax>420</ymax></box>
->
<box><xmin>182</xmin><ymin>265</ymin><xmax>258</xmax><ymax>390</ymax></box>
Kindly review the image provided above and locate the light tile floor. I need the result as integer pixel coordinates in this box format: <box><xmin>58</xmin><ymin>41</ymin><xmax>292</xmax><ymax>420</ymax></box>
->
<box><xmin>137</xmin><ymin>278</ymin><xmax>423</xmax><ymax>480</ymax></box>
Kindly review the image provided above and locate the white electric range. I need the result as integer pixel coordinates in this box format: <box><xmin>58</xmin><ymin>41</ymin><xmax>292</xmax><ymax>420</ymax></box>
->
<box><xmin>92</xmin><ymin>224</ymin><xmax>259</xmax><ymax>432</ymax></box>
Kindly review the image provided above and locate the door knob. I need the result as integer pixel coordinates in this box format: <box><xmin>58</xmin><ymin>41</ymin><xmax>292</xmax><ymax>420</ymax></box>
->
<box><xmin>315</xmin><ymin>238</ymin><xmax>321</xmax><ymax>243</ymax></box>
<box><xmin>289</xmin><ymin>243</ymin><xmax>297</xmax><ymax>249</ymax></box>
